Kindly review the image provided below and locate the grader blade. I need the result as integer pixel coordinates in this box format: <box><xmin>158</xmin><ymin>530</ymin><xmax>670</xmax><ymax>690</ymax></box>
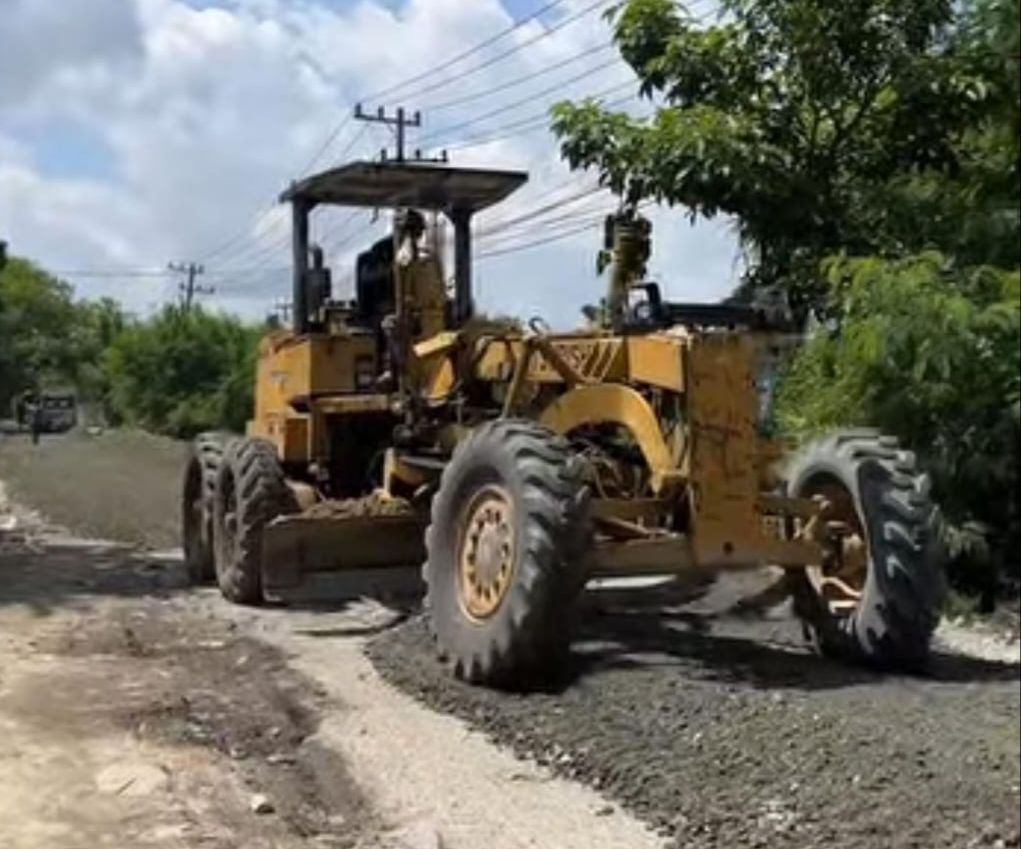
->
<box><xmin>261</xmin><ymin>509</ymin><xmax>426</xmax><ymax>594</ymax></box>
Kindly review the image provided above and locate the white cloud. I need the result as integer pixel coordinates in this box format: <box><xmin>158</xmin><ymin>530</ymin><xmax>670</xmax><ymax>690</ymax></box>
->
<box><xmin>0</xmin><ymin>0</ymin><xmax>739</xmax><ymax>324</ymax></box>
<box><xmin>0</xmin><ymin>0</ymin><xmax>144</xmax><ymax>112</ymax></box>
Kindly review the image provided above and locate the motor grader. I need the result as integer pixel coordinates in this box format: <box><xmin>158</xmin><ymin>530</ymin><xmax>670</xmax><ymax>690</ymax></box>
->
<box><xmin>182</xmin><ymin>158</ymin><xmax>945</xmax><ymax>685</ymax></box>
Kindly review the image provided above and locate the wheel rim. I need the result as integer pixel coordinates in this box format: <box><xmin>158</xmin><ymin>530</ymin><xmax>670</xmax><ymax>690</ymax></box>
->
<box><xmin>804</xmin><ymin>481</ymin><xmax>868</xmax><ymax>617</ymax></box>
<box><xmin>457</xmin><ymin>485</ymin><xmax>515</xmax><ymax>620</ymax></box>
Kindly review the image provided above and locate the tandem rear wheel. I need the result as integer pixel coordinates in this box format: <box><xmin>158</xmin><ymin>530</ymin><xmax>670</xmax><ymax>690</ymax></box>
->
<box><xmin>181</xmin><ymin>431</ymin><xmax>228</xmax><ymax>585</ymax></box>
<box><xmin>212</xmin><ymin>437</ymin><xmax>298</xmax><ymax>605</ymax></box>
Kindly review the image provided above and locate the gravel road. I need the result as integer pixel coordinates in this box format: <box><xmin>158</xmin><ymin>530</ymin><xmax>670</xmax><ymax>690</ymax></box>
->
<box><xmin>3</xmin><ymin>429</ymin><xmax>1019</xmax><ymax>849</ymax></box>
<box><xmin>369</xmin><ymin>578</ymin><xmax>1020</xmax><ymax>849</ymax></box>
<box><xmin>0</xmin><ymin>434</ymin><xmax>663</xmax><ymax>849</ymax></box>
<box><xmin>373</xmin><ymin>583</ymin><xmax>1021</xmax><ymax>849</ymax></box>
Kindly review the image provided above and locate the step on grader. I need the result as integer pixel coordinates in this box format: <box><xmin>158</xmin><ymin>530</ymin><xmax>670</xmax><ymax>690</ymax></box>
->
<box><xmin>182</xmin><ymin>158</ymin><xmax>946</xmax><ymax>685</ymax></box>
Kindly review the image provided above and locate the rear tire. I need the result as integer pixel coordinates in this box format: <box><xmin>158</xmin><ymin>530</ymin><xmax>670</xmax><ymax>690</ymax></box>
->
<box><xmin>213</xmin><ymin>437</ymin><xmax>297</xmax><ymax>605</ymax></box>
<box><xmin>424</xmin><ymin>419</ymin><xmax>591</xmax><ymax>686</ymax></box>
<box><xmin>785</xmin><ymin>430</ymin><xmax>946</xmax><ymax>670</ymax></box>
<box><xmin>182</xmin><ymin>432</ymin><xmax>228</xmax><ymax>584</ymax></box>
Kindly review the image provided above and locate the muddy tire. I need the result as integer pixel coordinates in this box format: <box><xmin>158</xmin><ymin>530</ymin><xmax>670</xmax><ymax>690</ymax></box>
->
<box><xmin>182</xmin><ymin>432</ymin><xmax>228</xmax><ymax>584</ymax></box>
<box><xmin>424</xmin><ymin>419</ymin><xmax>591</xmax><ymax>686</ymax></box>
<box><xmin>213</xmin><ymin>437</ymin><xmax>297</xmax><ymax>605</ymax></box>
<box><xmin>785</xmin><ymin>430</ymin><xmax>946</xmax><ymax>670</ymax></box>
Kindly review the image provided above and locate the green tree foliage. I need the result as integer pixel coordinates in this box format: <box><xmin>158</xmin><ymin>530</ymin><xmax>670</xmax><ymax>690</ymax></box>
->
<box><xmin>551</xmin><ymin>0</ymin><xmax>1013</xmax><ymax>309</ymax></box>
<box><xmin>0</xmin><ymin>256</ymin><xmax>91</xmax><ymax>411</ymax></box>
<box><xmin>1</xmin><ymin>251</ymin><xmax>261</xmax><ymax>438</ymax></box>
<box><xmin>552</xmin><ymin>0</ymin><xmax>1019</xmax><ymax>595</ymax></box>
<box><xmin>104</xmin><ymin>305</ymin><xmax>262</xmax><ymax>438</ymax></box>
<box><xmin>777</xmin><ymin>254</ymin><xmax>1020</xmax><ymax>593</ymax></box>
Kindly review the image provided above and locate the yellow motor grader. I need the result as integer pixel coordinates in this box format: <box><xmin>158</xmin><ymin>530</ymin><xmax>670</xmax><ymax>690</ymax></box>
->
<box><xmin>182</xmin><ymin>158</ymin><xmax>945</xmax><ymax>684</ymax></box>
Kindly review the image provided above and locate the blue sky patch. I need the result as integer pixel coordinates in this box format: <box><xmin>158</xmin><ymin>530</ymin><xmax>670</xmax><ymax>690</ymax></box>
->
<box><xmin>15</xmin><ymin>120</ymin><xmax>119</xmax><ymax>183</ymax></box>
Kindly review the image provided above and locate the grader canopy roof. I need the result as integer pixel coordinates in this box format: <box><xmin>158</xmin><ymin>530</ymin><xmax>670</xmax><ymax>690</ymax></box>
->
<box><xmin>280</xmin><ymin>161</ymin><xmax>528</xmax><ymax>213</ymax></box>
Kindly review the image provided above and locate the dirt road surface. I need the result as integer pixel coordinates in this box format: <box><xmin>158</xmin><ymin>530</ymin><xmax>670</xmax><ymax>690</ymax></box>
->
<box><xmin>1</xmin><ymin>430</ymin><xmax>1019</xmax><ymax>849</ymax></box>
<box><xmin>0</xmin><ymin>433</ymin><xmax>662</xmax><ymax>849</ymax></box>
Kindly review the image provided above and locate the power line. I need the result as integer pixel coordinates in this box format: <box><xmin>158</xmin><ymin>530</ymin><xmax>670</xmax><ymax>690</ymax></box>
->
<box><xmin>212</xmin><ymin>216</ymin><xmax>291</xmax><ymax>272</ymax></box>
<box><xmin>476</xmin><ymin>217</ymin><xmax>603</xmax><ymax>260</ymax></box>
<box><xmin>477</xmin><ymin>182</ymin><xmax>604</xmax><ymax>237</ymax></box>
<box><xmin>189</xmin><ymin>0</ymin><xmax>623</xmax><ymax>267</ymax></box>
<box><xmin>49</xmin><ymin>269</ymin><xmax>178</xmax><ymax>278</ymax></box>
<box><xmin>424</xmin><ymin>41</ymin><xmax>614</xmax><ymax>112</ymax></box>
<box><xmin>204</xmin><ymin>123</ymin><xmax>380</xmax><ymax>274</ymax></box>
<box><xmin>363</xmin><ymin>0</ymin><xmax>578</xmax><ymax>102</ymax></box>
<box><xmin>479</xmin><ymin>199</ymin><xmax>655</xmax><ymax>259</ymax></box>
<box><xmin>479</xmin><ymin>201</ymin><xmax>612</xmax><ymax>248</ymax></box>
<box><xmin>391</xmin><ymin>0</ymin><xmax>615</xmax><ymax>106</ymax></box>
<box><xmin>420</xmin><ymin>57</ymin><xmax>628</xmax><ymax>145</ymax></box>
<box><xmin>446</xmin><ymin>83</ymin><xmax>638</xmax><ymax>152</ymax></box>
<box><xmin>296</xmin><ymin>116</ymin><xmax>354</xmax><ymax>178</ymax></box>
<box><xmin>196</xmin><ymin>123</ymin><xmax>372</xmax><ymax>269</ymax></box>
<box><xmin>478</xmin><ymin>197</ymin><xmax>611</xmax><ymax>247</ymax></box>
<box><xmin>290</xmin><ymin>0</ymin><xmax>583</xmax><ymax>185</ymax></box>
<box><xmin>188</xmin><ymin>0</ymin><xmax>713</xmax><ymax>271</ymax></box>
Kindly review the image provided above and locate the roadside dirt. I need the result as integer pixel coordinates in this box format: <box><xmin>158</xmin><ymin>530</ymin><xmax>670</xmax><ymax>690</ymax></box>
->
<box><xmin>0</xmin><ymin>434</ymin><xmax>665</xmax><ymax>849</ymax></box>
<box><xmin>3</xmin><ymin>430</ymin><xmax>1020</xmax><ymax>849</ymax></box>
<box><xmin>0</xmin><ymin>533</ymin><xmax>379</xmax><ymax>848</ymax></box>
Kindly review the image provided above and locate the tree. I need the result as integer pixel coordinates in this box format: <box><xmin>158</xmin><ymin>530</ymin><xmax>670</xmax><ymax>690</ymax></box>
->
<box><xmin>0</xmin><ymin>256</ymin><xmax>83</xmax><ymax>411</ymax></box>
<box><xmin>103</xmin><ymin>304</ymin><xmax>262</xmax><ymax>438</ymax></box>
<box><xmin>777</xmin><ymin>253</ymin><xmax>1020</xmax><ymax>598</ymax></box>
<box><xmin>551</xmin><ymin>0</ymin><xmax>1008</xmax><ymax>310</ymax></box>
<box><xmin>551</xmin><ymin>0</ymin><xmax>1020</xmax><ymax>597</ymax></box>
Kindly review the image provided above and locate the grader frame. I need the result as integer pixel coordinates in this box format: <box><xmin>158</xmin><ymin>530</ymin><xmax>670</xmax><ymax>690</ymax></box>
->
<box><xmin>183</xmin><ymin>157</ymin><xmax>945</xmax><ymax>685</ymax></box>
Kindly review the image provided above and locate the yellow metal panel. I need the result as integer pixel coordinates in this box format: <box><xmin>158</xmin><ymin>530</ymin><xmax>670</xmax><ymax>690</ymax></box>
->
<box><xmin>591</xmin><ymin>536</ymin><xmax>695</xmax><ymax>577</ymax></box>
<box><xmin>252</xmin><ymin>330</ymin><xmax>380</xmax><ymax>470</ymax></box>
<box><xmin>412</xmin><ymin>331</ymin><xmax>459</xmax><ymax>402</ymax></box>
<box><xmin>421</xmin><ymin>356</ymin><xmax>456</xmax><ymax>401</ymax></box>
<box><xmin>249</xmin><ymin>413</ymin><xmax>309</xmax><ymax>464</ymax></box>
<box><xmin>539</xmin><ymin>384</ymin><xmax>682</xmax><ymax>494</ymax></box>
<box><xmin>626</xmin><ymin>335</ymin><xmax>687</xmax><ymax>392</ymax></box>
<box><xmin>474</xmin><ymin>334</ymin><xmax>627</xmax><ymax>384</ymax></box>
<box><xmin>413</xmin><ymin>330</ymin><xmax>460</xmax><ymax>358</ymax></box>
<box><xmin>310</xmin><ymin>334</ymin><xmax>376</xmax><ymax>396</ymax></box>
<box><xmin>255</xmin><ymin>333</ymin><xmax>377</xmax><ymax>416</ymax></box>
<box><xmin>686</xmin><ymin>333</ymin><xmax>762</xmax><ymax>565</ymax></box>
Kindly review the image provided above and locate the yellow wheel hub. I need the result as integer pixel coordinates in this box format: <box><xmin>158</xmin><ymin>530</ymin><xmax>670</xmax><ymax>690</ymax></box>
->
<box><xmin>457</xmin><ymin>485</ymin><xmax>515</xmax><ymax>620</ymax></box>
<box><xmin>805</xmin><ymin>484</ymin><xmax>868</xmax><ymax>616</ymax></box>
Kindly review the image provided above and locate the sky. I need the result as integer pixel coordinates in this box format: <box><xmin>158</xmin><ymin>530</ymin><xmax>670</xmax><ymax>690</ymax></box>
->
<box><xmin>0</xmin><ymin>0</ymin><xmax>739</xmax><ymax>328</ymax></box>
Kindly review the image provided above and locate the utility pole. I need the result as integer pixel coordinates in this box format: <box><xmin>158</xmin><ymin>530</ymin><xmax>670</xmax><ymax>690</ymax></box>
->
<box><xmin>273</xmin><ymin>298</ymin><xmax>292</xmax><ymax>325</ymax></box>
<box><xmin>167</xmin><ymin>261</ymin><xmax>213</xmax><ymax>312</ymax></box>
<box><xmin>354</xmin><ymin>104</ymin><xmax>425</xmax><ymax>163</ymax></box>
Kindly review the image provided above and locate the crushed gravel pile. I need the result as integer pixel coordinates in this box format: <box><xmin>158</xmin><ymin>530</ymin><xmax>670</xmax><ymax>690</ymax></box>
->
<box><xmin>368</xmin><ymin>583</ymin><xmax>1021</xmax><ymax>849</ymax></box>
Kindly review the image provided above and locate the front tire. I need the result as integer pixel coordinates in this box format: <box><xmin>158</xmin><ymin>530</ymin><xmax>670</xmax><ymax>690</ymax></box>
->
<box><xmin>785</xmin><ymin>430</ymin><xmax>946</xmax><ymax>670</ymax></box>
<box><xmin>424</xmin><ymin>420</ymin><xmax>592</xmax><ymax>686</ymax></box>
<box><xmin>182</xmin><ymin>432</ymin><xmax>228</xmax><ymax>584</ymax></box>
<box><xmin>213</xmin><ymin>437</ymin><xmax>297</xmax><ymax>605</ymax></box>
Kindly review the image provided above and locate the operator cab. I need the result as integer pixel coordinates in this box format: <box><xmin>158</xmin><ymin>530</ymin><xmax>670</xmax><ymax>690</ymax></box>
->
<box><xmin>279</xmin><ymin>160</ymin><xmax>528</xmax><ymax>339</ymax></box>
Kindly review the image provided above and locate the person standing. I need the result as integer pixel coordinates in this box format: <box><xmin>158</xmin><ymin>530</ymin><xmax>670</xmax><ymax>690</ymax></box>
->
<box><xmin>29</xmin><ymin>399</ymin><xmax>43</xmax><ymax>445</ymax></box>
